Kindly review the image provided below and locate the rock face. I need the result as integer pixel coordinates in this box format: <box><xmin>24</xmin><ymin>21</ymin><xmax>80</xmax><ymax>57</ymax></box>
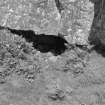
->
<box><xmin>88</xmin><ymin>0</ymin><xmax>105</xmax><ymax>56</ymax></box>
<box><xmin>0</xmin><ymin>0</ymin><xmax>94</xmax><ymax>45</ymax></box>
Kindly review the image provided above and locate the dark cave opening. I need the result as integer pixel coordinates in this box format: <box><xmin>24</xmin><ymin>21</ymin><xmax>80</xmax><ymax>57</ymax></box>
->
<box><xmin>6</xmin><ymin>28</ymin><xmax>69</xmax><ymax>56</ymax></box>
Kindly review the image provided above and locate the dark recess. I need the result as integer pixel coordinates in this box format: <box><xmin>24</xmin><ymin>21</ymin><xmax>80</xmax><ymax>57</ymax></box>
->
<box><xmin>55</xmin><ymin>0</ymin><xmax>64</xmax><ymax>13</ymax></box>
<box><xmin>88</xmin><ymin>0</ymin><xmax>105</xmax><ymax>57</ymax></box>
<box><xmin>5</xmin><ymin>27</ymin><xmax>69</xmax><ymax>56</ymax></box>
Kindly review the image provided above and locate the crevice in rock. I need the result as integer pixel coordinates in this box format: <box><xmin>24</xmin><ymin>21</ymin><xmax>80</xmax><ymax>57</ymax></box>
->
<box><xmin>54</xmin><ymin>0</ymin><xmax>64</xmax><ymax>13</ymax></box>
<box><xmin>0</xmin><ymin>27</ymin><xmax>69</xmax><ymax>56</ymax></box>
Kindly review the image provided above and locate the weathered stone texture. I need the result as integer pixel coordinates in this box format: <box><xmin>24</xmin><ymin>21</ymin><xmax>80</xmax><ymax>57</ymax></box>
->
<box><xmin>0</xmin><ymin>0</ymin><xmax>94</xmax><ymax>45</ymax></box>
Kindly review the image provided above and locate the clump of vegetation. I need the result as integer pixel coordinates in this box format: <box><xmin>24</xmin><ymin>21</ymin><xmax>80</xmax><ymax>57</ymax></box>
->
<box><xmin>0</xmin><ymin>29</ymin><xmax>40</xmax><ymax>83</ymax></box>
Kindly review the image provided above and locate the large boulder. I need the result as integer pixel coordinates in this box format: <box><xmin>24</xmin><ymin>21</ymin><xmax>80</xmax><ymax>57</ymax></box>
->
<box><xmin>0</xmin><ymin>0</ymin><xmax>94</xmax><ymax>45</ymax></box>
